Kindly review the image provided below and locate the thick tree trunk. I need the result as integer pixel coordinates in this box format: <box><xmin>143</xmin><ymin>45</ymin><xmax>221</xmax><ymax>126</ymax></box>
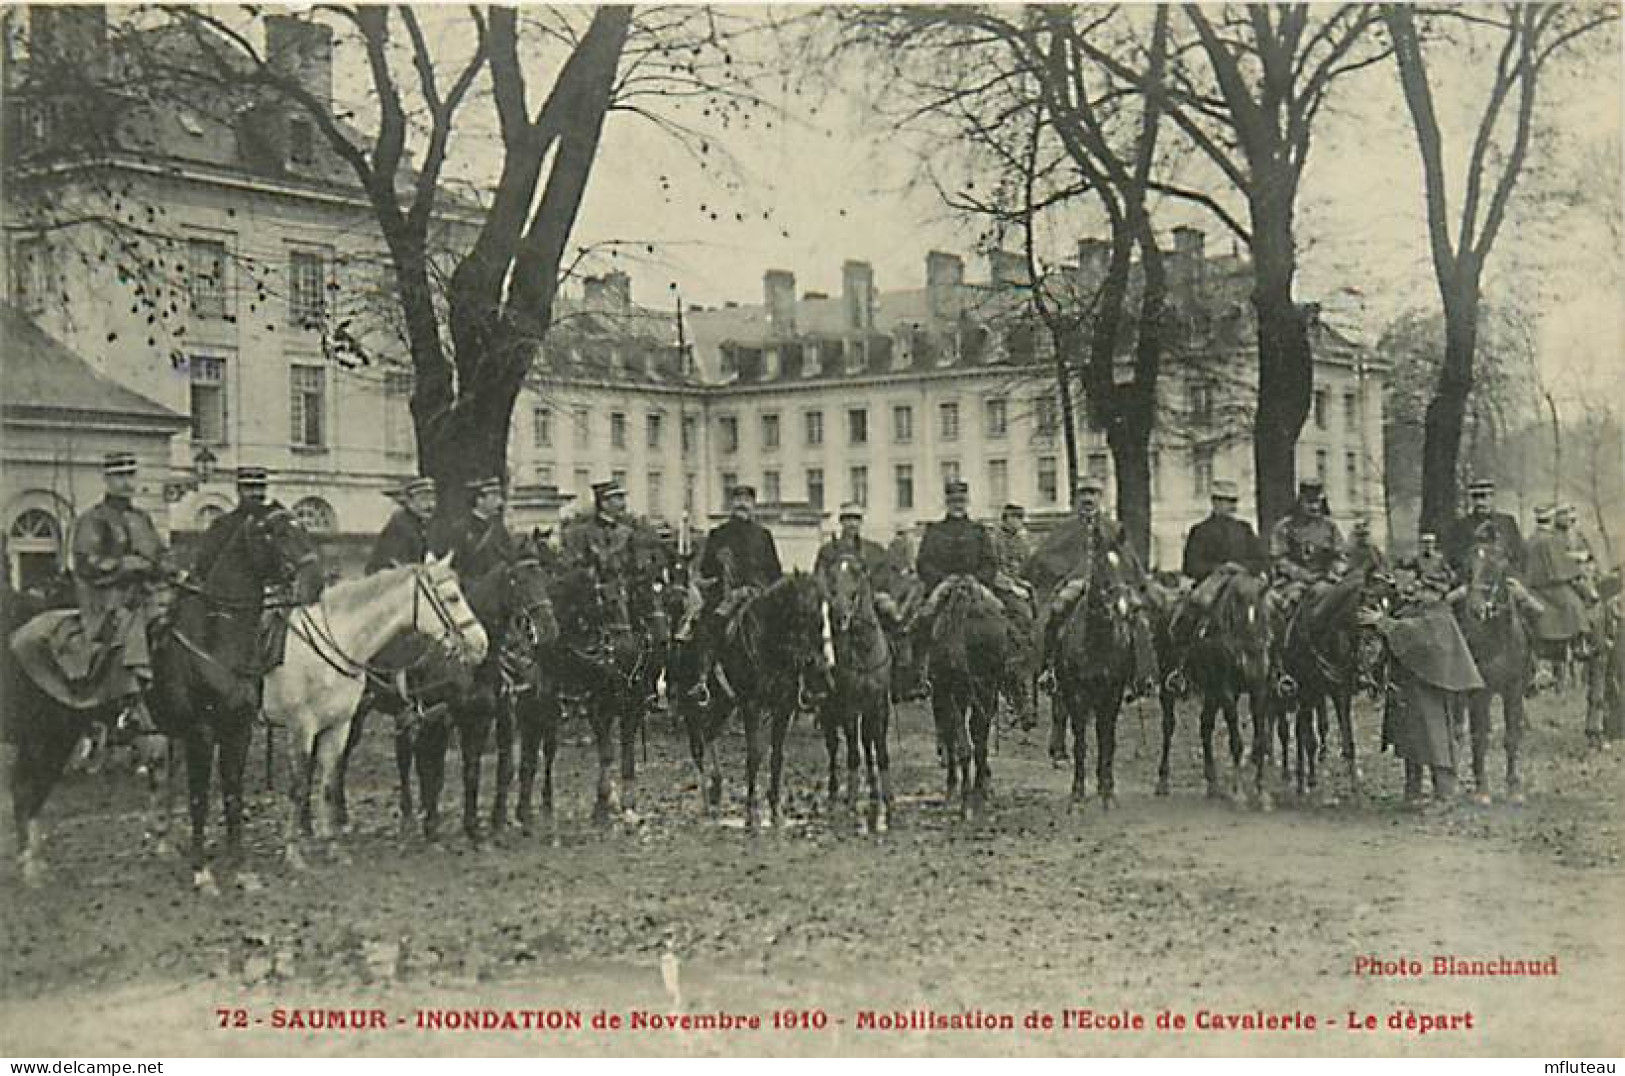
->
<box><xmin>1419</xmin><ymin>282</ymin><xmax>1481</xmax><ymax>537</ymax></box>
<box><xmin>1109</xmin><ymin>419</ymin><xmax>1154</xmax><ymax>564</ymax></box>
<box><xmin>1248</xmin><ymin>191</ymin><xmax>1312</xmax><ymax>538</ymax></box>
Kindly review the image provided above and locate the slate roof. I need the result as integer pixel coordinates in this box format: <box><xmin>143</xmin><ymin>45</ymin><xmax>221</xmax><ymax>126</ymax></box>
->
<box><xmin>0</xmin><ymin>304</ymin><xmax>188</xmax><ymax>427</ymax></box>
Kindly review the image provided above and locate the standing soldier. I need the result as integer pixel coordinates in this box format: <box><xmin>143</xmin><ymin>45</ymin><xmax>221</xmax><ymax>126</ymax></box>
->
<box><xmin>1556</xmin><ymin>505</ymin><xmax>1595</xmax><ymax>566</ymax></box>
<box><xmin>367</xmin><ymin>477</ymin><xmax>436</xmax><ymax>574</ymax></box>
<box><xmin>1168</xmin><ymin>478</ymin><xmax>1265</xmax><ymax>660</ymax></box>
<box><xmin>1445</xmin><ymin>477</ymin><xmax>1524</xmax><ymax>576</ymax></box>
<box><xmin>1269</xmin><ymin>476</ymin><xmax>1346</xmax><ymax>611</ymax></box>
<box><xmin>443</xmin><ymin>477</ymin><xmax>517</xmax><ymax>581</ymax></box>
<box><xmin>71</xmin><ymin>452</ymin><xmax>170</xmax><ymax>731</ymax></box>
<box><xmin>1526</xmin><ymin>503</ymin><xmax>1596</xmax><ymax>666</ymax></box>
<box><xmin>1401</xmin><ymin>531</ymin><xmax>1456</xmax><ymax>595</ymax></box>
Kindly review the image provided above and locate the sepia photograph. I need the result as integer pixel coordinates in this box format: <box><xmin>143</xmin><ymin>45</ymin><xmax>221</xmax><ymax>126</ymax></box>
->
<box><xmin>0</xmin><ymin>1</ymin><xmax>1621</xmax><ymax>1060</ymax></box>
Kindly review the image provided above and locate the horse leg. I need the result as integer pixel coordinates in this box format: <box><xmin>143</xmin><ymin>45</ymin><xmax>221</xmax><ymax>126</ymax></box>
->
<box><xmin>971</xmin><ymin>683</ymin><xmax>996</xmax><ymax>814</ymax></box>
<box><xmin>459</xmin><ymin>698</ymin><xmax>491</xmax><ymax>844</ymax></box>
<box><xmin>1097</xmin><ymin>684</ymin><xmax>1122</xmax><ymax>811</ymax></box>
<box><xmin>1335</xmin><ymin>691</ymin><xmax>1361</xmax><ymax>804</ymax></box>
<box><xmin>394</xmin><ymin>723</ymin><xmax>417</xmax><ymax>840</ymax></box>
<box><xmin>821</xmin><ymin>698</ymin><xmax>841</xmax><ymax>807</ymax></box>
<box><xmin>1504</xmin><ymin>687</ymin><xmax>1527</xmax><ymax>805</ymax></box>
<box><xmin>618</xmin><ymin>691</ymin><xmax>640</xmax><ymax>819</ymax></box>
<box><xmin>1047</xmin><ymin>687</ymin><xmax>1069</xmax><ymax>766</ymax></box>
<box><xmin>334</xmin><ymin>702</ymin><xmax>367</xmax><ymax>835</ymax></box>
<box><xmin>844</xmin><ymin>706</ymin><xmax>860</xmax><ymax>819</ymax></box>
<box><xmin>1155</xmin><ymin>688</ymin><xmax>1177</xmax><ymax>797</ymax></box>
<box><xmin>492</xmin><ymin>694</ymin><xmax>515</xmax><ymax>834</ymax></box>
<box><xmin>590</xmin><ymin>699</ymin><xmax>618</xmax><ymax>826</ymax></box>
<box><xmin>142</xmin><ymin>736</ymin><xmax>177</xmax><ymax>860</ymax></box>
<box><xmin>1223</xmin><ymin>696</ymin><xmax>1244</xmax><ymax>803</ymax></box>
<box><xmin>744</xmin><ymin>706</ymin><xmax>763</xmax><ymax>833</ymax></box>
<box><xmin>874</xmin><ymin>699</ymin><xmax>894</xmax><ymax>833</ymax></box>
<box><xmin>12</xmin><ymin>706</ymin><xmax>85</xmax><ymax>886</ymax></box>
<box><xmin>182</xmin><ymin>729</ymin><xmax>217</xmax><ymax>894</ymax></box>
<box><xmin>282</xmin><ymin>726</ymin><xmax>315</xmax><ymax>871</ymax></box>
<box><xmin>515</xmin><ymin>693</ymin><xmax>542</xmax><ymax>836</ymax></box>
<box><xmin>1064</xmin><ymin>685</ymin><xmax>1088</xmax><ymax>806</ymax></box>
<box><xmin>1295</xmin><ymin>701</ymin><xmax>1316</xmax><ymax>801</ymax></box>
<box><xmin>218</xmin><ymin>716</ymin><xmax>258</xmax><ymax>891</ymax></box>
<box><xmin>1199</xmin><ymin>697</ymin><xmax>1220</xmax><ymax>799</ymax></box>
<box><xmin>416</xmin><ymin>718</ymin><xmax>451</xmax><ymax>842</ymax></box>
<box><xmin>767</xmin><ymin>708</ymin><xmax>791</xmax><ymax>829</ymax></box>
<box><xmin>311</xmin><ymin>722</ymin><xmax>353</xmax><ymax>864</ymax></box>
<box><xmin>931</xmin><ymin>685</ymin><xmax>959</xmax><ymax>803</ymax></box>
<box><xmin>541</xmin><ymin>694</ymin><xmax>562</xmax><ymax>841</ymax></box>
<box><xmin>1468</xmin><ymin>690</ymin><xmax>1492</xmax><ymax>805</ymax></box>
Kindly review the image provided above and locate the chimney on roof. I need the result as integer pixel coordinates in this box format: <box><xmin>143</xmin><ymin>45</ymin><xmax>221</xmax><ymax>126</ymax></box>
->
<box><xmin>1076</xmin><ymin>237</ymin><xmax>1110</xmax><ymax>277</ymax></box>
<box><xmin>764</xmin><ymin>269</ymin><xmax>796</xmax><ymax>338</ymax></box>
<box><xmin>1170</xmin><ymin>225</ymin><xmax>1206</xmax><ymax>290</ymax></box>
<box><xmin>584</xmin><ymin>269</ymin><xmax>631</xmax><ymax>314</ymax></box>
<box><xmin>925</xmin><ymin>251</ymin><xmax>964</xmax><ymax>322</ymax></box>
<box><xmin>266</xmin><ymin>15</ymin><xmax>334</xmax><ymax>106</ymax></box>
<box><xmin>988</xmin><ymin>250</ymin><xmax>1029</xmax><ymax>288</ymax></box>
<box><xmin>842</xmin><ymin>260</ymin><xmax>875</xmax><ymax>333</ymax></box>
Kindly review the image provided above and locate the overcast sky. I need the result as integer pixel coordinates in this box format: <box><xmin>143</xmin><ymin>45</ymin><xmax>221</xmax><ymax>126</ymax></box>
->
<box><xmin>391</xmin><ymin>5</ymin><xmax>1622</xmax><ymax>404</ymax></box>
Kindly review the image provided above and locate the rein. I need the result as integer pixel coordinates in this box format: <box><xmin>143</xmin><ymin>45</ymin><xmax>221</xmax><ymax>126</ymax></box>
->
<box><xmin>288</xmin><ymin>567</ymin><xmax>474</xmax><ymax>689</ymax></box>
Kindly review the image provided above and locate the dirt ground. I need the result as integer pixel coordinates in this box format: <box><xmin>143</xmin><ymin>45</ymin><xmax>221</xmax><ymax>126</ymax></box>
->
<box><xmin>2</xmin><ymin>689</ymin><xmax>1621</xmax><ymax>1058</ymax></box>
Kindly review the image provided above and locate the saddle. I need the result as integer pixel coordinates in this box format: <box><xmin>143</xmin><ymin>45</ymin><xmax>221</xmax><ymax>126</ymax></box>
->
<box><xmin>11</xmin><ymin>610</ymin><xmax>139</xmax><ymax>711</ymax></box>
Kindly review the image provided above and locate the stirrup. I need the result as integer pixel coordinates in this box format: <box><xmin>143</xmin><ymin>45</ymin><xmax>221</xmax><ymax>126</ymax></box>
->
<box><xmin>1037</xmin><ymin>667</ymin><xmax>1057</xmax><ymax>696</ymax></box>
<box><xmin>1163</xmin><ymin>668</ymin><xmax>1188</xmax><ymax>696</ymax></box>
<box><xmin>1275</xmin><ymin>673</ymin><xmax>1298</xmax><ymax>698</ymax></box>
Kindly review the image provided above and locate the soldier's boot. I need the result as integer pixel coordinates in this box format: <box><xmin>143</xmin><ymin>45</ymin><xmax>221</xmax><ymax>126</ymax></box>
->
<box><xmin>1402</xmin><ymin>761</ymin><xmax>1425</xmax><ymax>810</ymax></box>
<box><xmin>1429</xmin><ymin>767</ymin><xmax>1458</xmax><ymax>812</ymax></box>
<box><xmin>116</xmin><ymin>690</ymin><xmax>158</xmax><ymax>740</ymax></box>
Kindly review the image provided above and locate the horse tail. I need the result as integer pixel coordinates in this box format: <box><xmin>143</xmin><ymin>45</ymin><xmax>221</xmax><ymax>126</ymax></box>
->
<box><xmin>935</xmin><ymin>581</ymin><xmax>971</xmax><ymax>674</ymax></box>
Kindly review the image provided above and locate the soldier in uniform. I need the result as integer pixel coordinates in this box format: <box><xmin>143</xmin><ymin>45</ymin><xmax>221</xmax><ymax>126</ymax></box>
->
<box><xmin>814</xmin><ymin>502</ymin><xmax>894</xmax><ymax>586</ymax></box>
<box><xmin>1556</xmin><ymin>505</ymin><xmax>1595</xmax><ymax>566</ymax></box>
<box><xmin>689</xmin><ymin>484</ymin><xmax>783</xmax><ymax>693</ymax></box>
<box><xmin>71</xmin><ymin>452</ymin><xmax>171</xmax><ymax>730</ymax></box>
<box><xmin>991</xmin><ymin>504</ymin><xmax>1033</xmax><ymax>583</ymax></box>
<box><xmin>1445</xmin><ymin>478</ymin><xmax>1524</xmax><ymax>576</ymax></box>
<box><xmin>367</xmin><ymin>477</ymin><xmax>436</xmax><ymax>574</ymax></box>
<box><xmin>912</xmin><ymin>478</ymin><xmax>998</xmax><ymax>631</ymax></box>
<box><xmin>1269</xmin><ymin>475</ymin><xmax>1346</xmax><ymax>611</ymax></box>
<box><xmin>560</xmin><ymin>479</ymin><xmax>639</xmax><ymax>585</ymax></box>
<box><xmin>193</xmin><ymin>466</ymin><xmax>277</xmax><ymax>579</ymax></box>
<box><xmin>1167</xmin><ymin>478</ymin><xmax>1265</xmax><ymax>664</ymax></box>
<box><xmin>1029</xmin><ymin>475</ymin><xmax>1158</xmax><ymax>694</ymax></box>
<box><xmin>443</xmin><ymin>477</ymin><xmax>518</xmax><ymax>581</ymax></box>
<box><xmin>1346</xmin><ymin>517</ymin><xmax>1388</xmax><ymax>575</ymax></box>
<box><xmin>1526</xmin><ymin>501</ymin><xmax>1596</xmax><ymax>661</ymax></box>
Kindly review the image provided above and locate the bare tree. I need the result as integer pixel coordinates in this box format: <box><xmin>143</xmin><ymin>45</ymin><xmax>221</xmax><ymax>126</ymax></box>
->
<box><xmin>1383</xmin><ymin>2</ymin><xmax>1618</xmax><ymax>536</ymax></box>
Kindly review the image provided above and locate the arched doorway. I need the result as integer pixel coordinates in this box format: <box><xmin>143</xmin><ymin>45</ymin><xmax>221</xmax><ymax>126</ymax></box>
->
<box><xmin>9</xmin><ymin>507</ymin><xmax>63</xmax><ymax>592</ymax></box>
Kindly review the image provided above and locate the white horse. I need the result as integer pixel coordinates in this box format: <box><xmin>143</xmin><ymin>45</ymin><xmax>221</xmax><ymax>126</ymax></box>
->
<box><xmin>266</xmin><ymin>555</ymin><xmax>487</xmax><ymax>867</ymax></box>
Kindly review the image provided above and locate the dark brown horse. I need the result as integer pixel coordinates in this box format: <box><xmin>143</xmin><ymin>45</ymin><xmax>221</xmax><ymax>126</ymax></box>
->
<box><xmin>1158</xmin><ymin>571</ymin><xmax>1277</xmax><ymax>807</ymax></box>
<box><xmin>334</xmin><ymin>552</ymin><xmax>554</xmax><ymax>843</ymax></box>
<box><xmin>1049</xmin><ymin>555</ymin><xmax>1138</xmax><ymax>809</ymax></box>
<box><xmin>1457</xmin><ymin>545</ymin><xmax>1531</xmax><ymax>804</ymax></box>
<box><xmin>6</xmin><ymin>506</ymin><xmax>318</xmax><ymax>888</ymax></box>
<box><xmin>683</xmin><ymin>572</ymin><xmax>831</xmax><ymax>830</ymax></box>
<box><xmin>821</xmin><ymin>553</ymin><xmax>894</xmax><ymax>833</ymax></box>
<box><xmin>926</xmin><ymin>577</ymin><xmax>1008</xmax><ymax>817</ymax></box>
<box><xmin>1277</xmin><ymin>571</ymin><xmax>1392</xmax><ymax>803</ymax></box>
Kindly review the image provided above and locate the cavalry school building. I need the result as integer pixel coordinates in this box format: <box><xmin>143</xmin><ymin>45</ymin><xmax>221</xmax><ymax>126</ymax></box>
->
<box><xmin>4</xmin><ymin>10</ymin><xmax>1388</xmax><ymax>578</ymax></box>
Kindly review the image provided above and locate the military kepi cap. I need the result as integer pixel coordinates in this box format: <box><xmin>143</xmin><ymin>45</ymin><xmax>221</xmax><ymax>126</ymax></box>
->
<box><xmin>944</xmin><ymin>478</ymin><xmax>969</xmax><ymax>496</ymax></box>
<box><xmin>838</xmin><ymin>501</ymin><xmax>864</xmax><ymax>520</ymax></box>
<box><xmin>466</xmin><ymin>476</ymin><xmax>504</xmax><ymax>496</ymax></box>
<box><xmin>1533</xmin><ymin>505</ymin><xmax>1554</xmax><ymax>524</ymax></box>
<box><xmin>731</xmin><ymin>483</ymin><xmax>757</xmax><ymax>499</ymax></box>
<box><xmin>236</xmin><ymin>465</ymin><xmax>269</xmax><ymax>489</ymax></box>
<box><xmin>1468</xmin><ymin>478</ymin><xmax>1495</xmax><ymax>495</ymax></box>
<box><xmin>591</xmin><ymin>479</ymin><xmax>626</xmax><ymax>504</ymax></box>
<box><xmin>1074</xmin><ymin>474</ymin><xmax>1104</xmax><ymax>494</ymax></box>
<box><xmin>1297</xmin><ymin>475</ymin><xmax>1324</xmax><ymax>491</ymax></box>
<box><xmin>1002</xmin><ymin>503</ymin><xmax>1026</xmax><ymax>516</ymax></box>
<box><xmin>1211</xmin><ymin>479</ymin><xmax>1239</xmax><ymax>500</ymax></box>
<box><xmin>401</xmin><ymin>476</ymin><xmax>435</xmax><ymax>497</ymax></box>
<box><xmin>103</xmin><ymin>451</ymin><xmax>138</xmax><ymax>476</ymax></box>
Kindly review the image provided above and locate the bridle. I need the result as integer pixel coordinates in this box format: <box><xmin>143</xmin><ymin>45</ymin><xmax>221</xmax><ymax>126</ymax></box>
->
<box><xmin>291</xmin><ymin>564</ymin><xmax>482</xmax><ymax>685</ymax></box>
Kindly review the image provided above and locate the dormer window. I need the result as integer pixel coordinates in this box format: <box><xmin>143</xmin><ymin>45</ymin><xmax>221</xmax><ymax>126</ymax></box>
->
<box><xmin>289</xmin><ymin>116</ymin><xmax>314</xmax><ymax>166</ymax></box>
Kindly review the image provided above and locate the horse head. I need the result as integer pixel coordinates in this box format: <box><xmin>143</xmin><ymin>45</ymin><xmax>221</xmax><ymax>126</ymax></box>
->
<box><xmin>750</xmin><ymin>572</ymin><xmax>833</xmax><ymax>702</ymax></box>
<box><xmin>419</xmin><ymin>554</ymin><xmax>489</xmax><ymax>668</ymax></box>
<box><xmin>824</xmin><ymin>554</ymin><xmax>874</xmax><ymax>636</ymax></box>
<box><xmin>255</xmin><ymin>505</ymin><xmax>325</xmax><ymax>603</ymax></box>
<box><xmin>508</xmin><ymin>544</ymin><xmax>560</xmax><ymax>650</ymax></box>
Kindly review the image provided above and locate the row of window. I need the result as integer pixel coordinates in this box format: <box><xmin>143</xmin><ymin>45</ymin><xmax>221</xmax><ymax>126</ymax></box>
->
<box><xmin>11</xmin><ymin>237</ymin><xmax>331</xmax><ymax>327</ymax></box>
<box><xmin>1186</xmin><ymin>381</ymin><xmax>1362</xmax><ymax>435</ymax></box>
<box><xmin>531</xmin><ymin>406</ymin><xmax>700</xmax><ymax>454</ymax></box>
<box><xmin>186</xmin><ymin>355</ymin><xmax>331</xmax><ymax>449</ymax></box>
<box><xmin>707</xmin><ymin>397</ymin><xmax>1052</xmax><ymax>455</ymax></box>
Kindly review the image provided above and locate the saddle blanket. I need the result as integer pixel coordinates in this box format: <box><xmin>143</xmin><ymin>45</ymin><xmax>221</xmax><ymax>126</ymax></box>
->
<box><xmin>10</xmin><ymin>609</ymin><xmax>136</xmax><ymax>711</ymax></box>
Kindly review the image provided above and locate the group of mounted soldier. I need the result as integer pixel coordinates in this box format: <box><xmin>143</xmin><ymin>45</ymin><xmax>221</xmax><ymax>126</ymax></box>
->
<box><xmin>10</xmin><ymin>445</ymin><xmax>1620</xmax><ymax>838</ymax></box>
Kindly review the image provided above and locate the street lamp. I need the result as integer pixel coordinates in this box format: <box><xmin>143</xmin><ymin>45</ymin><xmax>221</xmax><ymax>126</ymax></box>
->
<box><xmin>193</xmin><ymin>445</ymin><xmax>217</xmax><ymax>484</ymax></box>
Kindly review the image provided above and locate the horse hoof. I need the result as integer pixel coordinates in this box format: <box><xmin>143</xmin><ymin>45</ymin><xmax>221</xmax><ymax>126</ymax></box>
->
<box><xmin>20</xmin><ymin>856</ymin><xmax>47</xmax><ymax>888</ymax></box>
<box><xmin>1154</xmin><ymin>780</ymin><xmax>1169</xmax><ymax>797</ymax></box>
<box><xmin>1205</xmin><ymin>783</ymin><xmax>1224</xmax><ymax>801</ymax></box>
<box><xmin>1100</xmin><ymin>793</ymin><xmax>1117</xmax><ymax>812</ymax></box>
<box><xmin>194</xmin><ymin>867</ymin><xmax>221</xmax><ymax>897</ymax></box>
<box><xmin>153</xmin><ymin>838</ymin><xmax>178</xmax><ymax>861</ymax></box>
<box><xmin>285</xmin><ymin>846</ymin><xmax>309</xmax><ymax>872</ymax></box>
<box><xmin>236</xmin><ymin>871</ymin><xmax>265</xmax><ymax>894</ymax></box>
<box><xmin>1257</xmin><ymin>791</ymin><xmax>1274</xmax><ymax>813</ymax></box>
<box><xmin>329</xmin><ymin>845</ymin><xmax>354</xmax><ymax>867</ymax></box>
<box><xmin>1473</xmin><ymin>791</ymin><xmax>1492</xmax><ymax>807</ymax></box>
